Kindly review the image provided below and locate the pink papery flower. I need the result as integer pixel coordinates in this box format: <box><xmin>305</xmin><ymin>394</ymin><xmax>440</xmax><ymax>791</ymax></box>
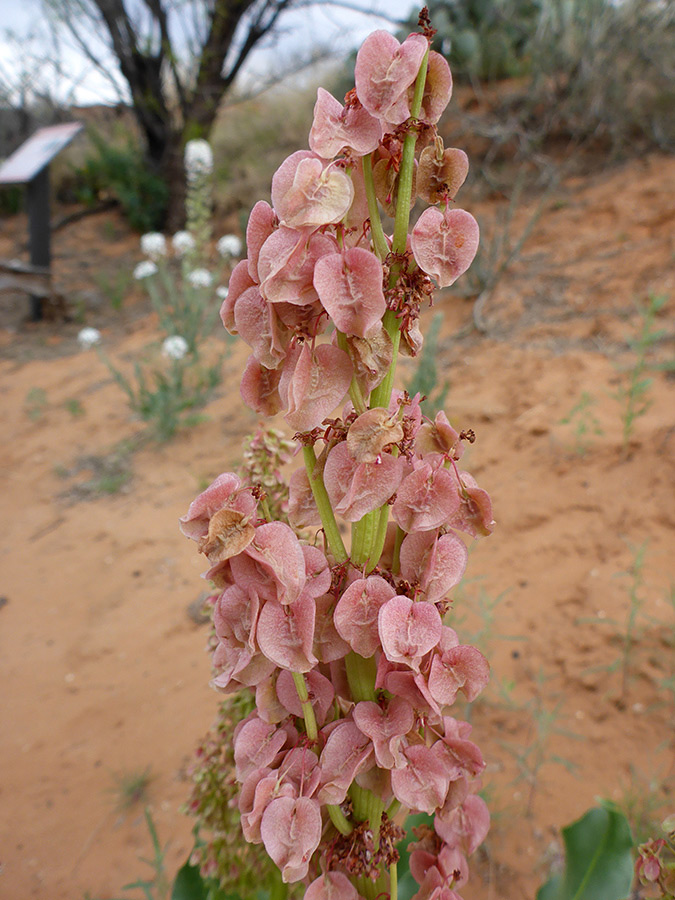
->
<box><xmin>221</xmin><ymin>259</ymin><xmax>255</xmax><ymax>332</ymax></box>
<box><xmin>415</xmin><ymin>411</ymin><xmax>465</xmax><ymax>459</ymax></box>
<box><xmin>237</xmin><ymin>522</ymin><xmax>307</xmax><ymax>606</ymax></box>
<box><xmin>399</xmin><ymin>530</ymin><xmax>468</xmax><ymax>603</ymax></box>
<box><xmin>352</xmin><ymin>696</ymin><xmax>414</xmax><ymax>769</ymax></box>
<box><xmin>313</xmin><ymin>594</ymin><xmax>351</xmax><ymax>662</ymax></box>
<box><xmin>239</xmin><ymin>765</ymin><xmax>295</xmax><ymax>843</ymax></box>
<box><xmin>428</xmin><ymin>640</ymin><xmax>490</xmax><ymax>706</ymax></box>
<box><xmin>233</xmin><ymin>285</ymin><xmax>289</xmax><ymax>369</ymax></box>
<box><xmin>391</xmin><ymin>744</ymin><xmax>450</xmax><ymax>813</ymax></box>
<box><xmin>355</xmin><ymin>31</ymin><xmax>428</xmax><ymax>126</ymax></box>
<box><xmin>378</xmin><ymin>595</ymin><xmax>443</xmax><ymax>671</ymax></box>
<box><xmin>410</xmin><ymin>842</ymin><xmax>469</xmax><ymax>890</ymax></box>
<box><xmin>412</xmin><ymin>865</ymin><xmax>464</xmax><ymax>900</ymax></box>
<box><xmin>433</xmin><ymin>718</ymin><xmax>485</xmax><ymax>786</ymax></box>
<box><xmin>434</xmin><ymin>794</ymin><xmax>490</xmax><ymax>856</ymax></box>
<box><xmin>411</xmin><ymin>208</ymin><xmax>480</xmax><ymax>288</ymax></box>
<box><xmin>246</xmin><ymin>200</ymin><xmax>277</xmax><ymax>282</ymax></box>
<box><xmin>271</xmin><ymin>151</ymin><xmax>354</xmax><ymax>229</ymax></box>
<box><xmin>334</xmin><ymin>575</ymin><xmax>396</xmax><ymax>657</ymax></box>
<box><xmin>288</xmin><ymin>467</ymin><xmax>321</xmax><ymax>529</ymax></box>
<box><xmin>179</xmin><ymin>472</ymin><xmax>256</xmax><ymax>542</ymax></box>
<box><xmin>309</xmin><ymin>87</ymin><xmax>382</xmax><ymax>158</ymax></box>
<box><xmin>258</xmin><ymin>226</ymin><xmax>336</xmax><ymax>306</ymax></box>
<box><xmin>306</xmin><ymin>870</ymin><xmax>363</xmax><ymax>899</ymax></box>
<box><xmin>240</xmin><ymin>357</ymin><xmax>283</xmax><ymax>416</ymax></box>
<box><xmin>416</xmin><ymin>51</ymin><xmax>453</xmax><ymax>124</ymax></box>
<box><xmin>234</xmin><ymin>716</ymin><xmax>290</xmax><ymax>782</ymax></box>
<box><xmin>318</xmin><ymin>719</ymin><xmax>374</xmax><ymax>804</ymax></box>
<box><xmin>314</xmin><ymin>247</ymin><xmax>386</xmax><ymax>338</ymax></box>
<box><xmin>324</xmin><ymin>440</ymin><xmax>403</xmax><ymax>521</ymax></box>
<box><xmin>279</xmin><ymin>342</ymin><xmax>353</xmax><ymax>432</ymax></box>
<box><xmin>257</xmin><ymin>595</ymin><xmax>318</xmax><ymax>673</ymax></box>
<box><xmin>392</xmin><ymin>460</ymin><xmax>461</xmax><ymax>533</ymax></box>
<box><xmin>260</xmin><ymin>795</ymin><xmax>323</xmax><ymax>882</ymax></box>
<box><xmin>447</xmin><ymin>471</ymin><xmax>495</xmax><ymax>537</ymax></box>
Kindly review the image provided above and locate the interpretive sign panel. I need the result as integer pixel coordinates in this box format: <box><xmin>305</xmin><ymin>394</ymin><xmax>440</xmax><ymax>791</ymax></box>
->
<box><xmin>0</xmin><ymin>122</ymin><xmax>83</xmax><ymax>184</ymax></box>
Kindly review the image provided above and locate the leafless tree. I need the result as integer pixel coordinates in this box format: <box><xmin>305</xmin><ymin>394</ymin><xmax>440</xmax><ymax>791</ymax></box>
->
<box><xmin>42</xmin><ymin>0</ymin><xmax>306</xmax><ymax>226</ymax></box>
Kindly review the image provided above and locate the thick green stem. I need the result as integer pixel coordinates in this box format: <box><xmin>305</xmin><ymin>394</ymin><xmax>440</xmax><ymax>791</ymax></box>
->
<box><xmin>363</xmin><ymin>153</ymin><xmax>389</xmax><ymax>261</ymax></box>
<box><xmin>366</xmin><ymin>498</ymin><xmax>391</xmax><ymax>575</ymax></box>
<box><xmin>302</xmin><ymin>445</ymin><xmax>348</xmax><ymax>564</ymax></box>
<box><xmin>351</xmin><ymin>509</ymin><xmax>378</xmax><ymax>568</ymax></box>
<box><xmin>291</xmin><ymin>671</ymin><xmax>318</xmax><ymax>741</ymax></box>
<box><xmin>345</xmin><ymin>651</ymin><xmax>377</xmax><ymax>702</ymax></box>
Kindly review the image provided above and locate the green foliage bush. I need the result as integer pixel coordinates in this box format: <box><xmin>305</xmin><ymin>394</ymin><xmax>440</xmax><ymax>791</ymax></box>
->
<box><xmin>75</xmin><ymin>128</ymin><xmax>168</xmax><ymax>232</ymax></box>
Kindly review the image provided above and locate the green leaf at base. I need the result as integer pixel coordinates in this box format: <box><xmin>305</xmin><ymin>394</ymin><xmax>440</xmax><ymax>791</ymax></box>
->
<box><xmin>536</xmin><ymin>802</ymin><xmax>634</xmax><ymax>900</ymax></box>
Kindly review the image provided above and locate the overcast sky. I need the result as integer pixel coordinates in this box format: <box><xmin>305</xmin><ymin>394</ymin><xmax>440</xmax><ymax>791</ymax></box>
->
<box><xmin>0</xmin><ymin>0</ymin><xmax>420</xmax><ymax>106</ymax></box>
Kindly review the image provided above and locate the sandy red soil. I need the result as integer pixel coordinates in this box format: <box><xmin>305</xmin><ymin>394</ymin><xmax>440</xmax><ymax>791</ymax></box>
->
<box><xmin>1</xmin><ymin>152</ymin><xmax>674</xmax><ymax>900</ymax></box>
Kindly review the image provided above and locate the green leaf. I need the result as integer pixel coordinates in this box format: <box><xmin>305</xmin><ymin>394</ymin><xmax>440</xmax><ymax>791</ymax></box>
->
<box><xmin>536</xmin><ymin>802</ymin><xmax>634</xmax><ymax>900</ymax></box>
<box><xmin>171</xmin><ymin>858</ymin><xmax>209</xmax><ymax>900</ymax></box>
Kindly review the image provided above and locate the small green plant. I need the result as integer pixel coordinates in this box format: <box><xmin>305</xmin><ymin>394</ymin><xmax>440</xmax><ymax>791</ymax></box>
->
<box><xmin>94</xmin><ymin>269</ymin><xmax>134</xmax><ymax>311</ymax></box>
<box><xmin>64</xmin><ymin>398</ymin><xmax>85</xmax><ymax>418</ymax></box>
<box><xmin>579</xmin><ymin>541</ymin><xmax>649</xmax><ymax>702</ymax></box>
<box><xmin>103</xmin><ymin>351</ymin><xmax>220</xmax><ymax>442</ymax></box>
<box><xmin>24</xmin><ymin>386</ymin><xmax>48</xmax><ymax>421</ymax></box>
<box><xmin>614</xmin><ymin>293</ymin><xmax>668</xmax><ymax>453</ymax></box>
<box><xmin>58</xmin><ymin>448</ymin><xmax>134</xmax><ymax>500</ymax></box>
<box><xmin>559</xmin><ymin>391</ymin><xmax>604</xmax><ymax>455</ymax></box>
<box><xmin>465</xmin><ymin>167</ymin><xmax>556</xmax><ymax>332</ymax></box>
<box><xmin>406</xmin><ymin>311</ymin><xmax>449</xmax><ymax>417</ymax></box>
<box><xmin>110</xmin><ymin>767</ymin><xmax>153</xmax><ymax>813</ymax></box>
<box><xmin>500</xmin><ymin>673</ymin><xmax>581</xmax><ymax>817</ymax></box>
<box><xmin>618</xmin><ymin>763</ymin><xmax>675</xmax><ymax>848</ymax></box>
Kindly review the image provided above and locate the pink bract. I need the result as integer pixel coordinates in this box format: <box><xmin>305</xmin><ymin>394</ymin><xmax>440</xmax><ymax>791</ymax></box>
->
<box><xmin>306</xmin><ymin>871</ymin><xmax>363</xmax><ymax>900</ymax></box>
<box><xmin>324</xmin><ymin>440</ymin><xmax>403</xmax><ymax>521</ymax></box>
<box><xmin>378</xmin><ymin>595</ymin><xmax>443</xmax><ymax>670</ymax></box>
<box><xmin>260</xmin><ymin>795</ymin><xmax>323</xmax><ymax>882</ymax></box>
<box><xmin>280</xmin><ymin>342</ymin><xmax>353</xmax><ymax>432</ymax></box>
<box><xmin>313</xmin><ymin>247</ymin><xmax>386</xmax><ymax>338</ymax></box>
<box><xmin>271</xmin><ymin>151</ymin><xmax>354</xmax><ymax>229</ymax></box>
<box><xmin>309</xmin><ymin>87</ymin><xmax>382</xmax><ymax>158</ymax></box>
<box><xmin>411</xmin><ymin>207</ymin><xmax>480</xmax><ymax>288</ymax></box>
<box><xmin>355</xmin><ymin>31</ymin><xmax>428</xmax><ymax>125</ymax></box>
<box><xmin>334</xmin><ymin>575</ymin><xmax>396</xmax><ymax>657</ymax></box>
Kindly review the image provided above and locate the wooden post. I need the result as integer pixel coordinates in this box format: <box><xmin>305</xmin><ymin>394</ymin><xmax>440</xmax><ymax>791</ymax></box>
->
<box><xmin>26</xmin><ymin>167</ymin><xmax>51</xmax><ymax>321</ymax></box>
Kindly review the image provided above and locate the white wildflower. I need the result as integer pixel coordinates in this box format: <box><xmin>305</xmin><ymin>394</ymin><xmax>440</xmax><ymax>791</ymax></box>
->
<box><xmin>140</xmin><ymin>232</ymin><xmax>167</xmax><ymax>259</ymax></box>
<box><xmin>216</xmin><ymin>234</ymin><xmax>242</xmax><ymax>258</ymax></box>
<box><xmin>216</xmin><ymin>285</ymin><xmax>229</xmax><ymax>300</ymax></box>
<box><xmin>184</xmin><ymin>139</ymin><xmax>213</xmax><ymax>179</ymax></box>
<box><xmin>162</xmin><ymin>335</ymin><xmax>189</xmax><ymax>361</ymax></box>
<box><xmin>77</xmin><ymin>327</ymin><xmax>102</xmax><ymax>349</ymax></box>
<box><xmin>134</xmin><ymin>260</ymin><xmax>158</xmax><ymax>280</ymax></box>
<box><xmin>188</xmin><ymin>268</ymin><xmax>212</xmax><ymax>288</ymax></box>
<box><xmin>172</xmin><ymin>230</ymin><xmax>196</xmax><ymax>257</ymax></box>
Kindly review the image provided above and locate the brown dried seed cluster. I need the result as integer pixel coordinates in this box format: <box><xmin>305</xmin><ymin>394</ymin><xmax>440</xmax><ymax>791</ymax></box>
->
<box><xmin>332</xmin><ymin>814</ymin><xmax>405</xmax><ymax>880</ymax></box>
